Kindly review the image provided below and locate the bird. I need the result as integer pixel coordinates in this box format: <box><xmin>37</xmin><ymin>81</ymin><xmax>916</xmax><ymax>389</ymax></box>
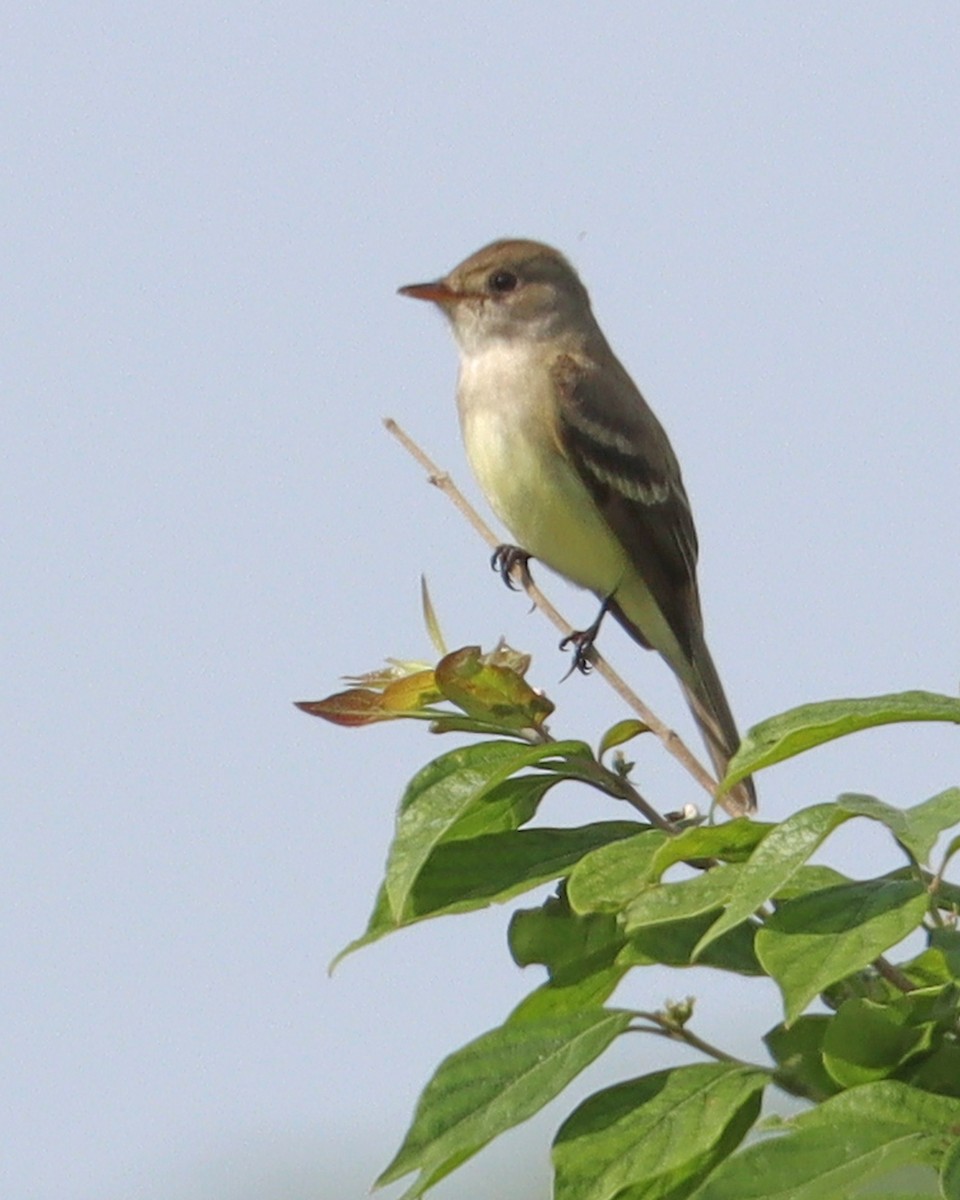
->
<box><xmin>399</xmin><ymin>238</ymin><xmax>756</xmax><ymax>814</ymax></box>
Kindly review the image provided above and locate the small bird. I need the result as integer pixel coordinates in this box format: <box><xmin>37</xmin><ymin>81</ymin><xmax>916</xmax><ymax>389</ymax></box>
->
<box><xmin>399</xmin><ymin>239</ymin><xmax>756</xmax><ymax>814</ymax></box>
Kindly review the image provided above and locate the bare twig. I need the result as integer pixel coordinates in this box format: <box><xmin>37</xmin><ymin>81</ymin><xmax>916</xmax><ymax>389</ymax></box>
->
<box><xmin>569</xmin><ymin>754</ymin><xmax>679</xmax><ymax>833</ymax></box>
<box><xmin>630</xmin><ymin>1012</ymin><xmax>752</xmax><ymax>1066</ymax></box>
<box><xmin>383</xmin><ymin>418</ymin><xmax>739</xmax><ymax>815</ymax></box>
<box><xmin>873</xmin><ymin>955</ymin><xmax>917</xmax><ymax>993</ymax></box>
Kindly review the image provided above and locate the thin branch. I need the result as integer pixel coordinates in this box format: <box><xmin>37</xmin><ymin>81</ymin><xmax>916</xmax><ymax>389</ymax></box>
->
<box><xmin>569</xmin><ymin>754</ymin><xmax>679</xmax><ymax>833</ymax></box>
<box><xmin>873</xmin><ymin>955</ymin><xmax>917</xmax><ymax>993</ymax></box>
<box><xmin>384</xmin><ymin>418</ymin><xmax>737</xmax><ymax>815</ymax></box>
<box><xmin>629</xmin><ymin>1013</ymin><xmax>752</xmax><ymax>1067</ymax></box>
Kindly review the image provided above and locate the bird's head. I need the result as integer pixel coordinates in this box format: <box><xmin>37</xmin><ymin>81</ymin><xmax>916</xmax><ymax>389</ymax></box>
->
<box><xmin>399</xmin><ymin>239</ymin><xmax>595</xmax><ymax>353</ymax></box>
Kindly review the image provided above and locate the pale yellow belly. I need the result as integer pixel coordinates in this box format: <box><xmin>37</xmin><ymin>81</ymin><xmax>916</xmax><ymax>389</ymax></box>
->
<box><xmin>462</xmin><ymin>401</ymin><xmax>628</xmax><ymax>595</ymax></box>
<box><xmin>458</xmin><ymin>377</ymin><xmax>688</xmax><ymax>672</ymax></box>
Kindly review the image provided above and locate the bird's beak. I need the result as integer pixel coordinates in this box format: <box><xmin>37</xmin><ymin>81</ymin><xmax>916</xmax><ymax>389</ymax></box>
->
<box><xmin>398</xmin><ymin>279</ymin><xmax>460</xmax><ymax>305</ymax></box>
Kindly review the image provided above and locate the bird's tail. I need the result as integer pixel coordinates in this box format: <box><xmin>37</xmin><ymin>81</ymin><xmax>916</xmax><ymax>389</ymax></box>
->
<box><xmin>679</xmin><ymin>633</ymin><xmax>756</xmax><ymax>815</ymax></box>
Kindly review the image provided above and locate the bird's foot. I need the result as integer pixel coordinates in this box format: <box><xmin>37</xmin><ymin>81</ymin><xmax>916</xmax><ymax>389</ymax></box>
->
<box><xmin>491</xmin><ymin>544</ymin><xmax>532</xmax><ymax>592</ymax></box>
<box><xmin>559</xmin><ymin>628</ymin><xmax>597</xmax><ymax>676</ymax></box>
<box><xmin>559</xmin><ymin>595</ymin><xmax>614</xmax><ymax>677</ymax></box>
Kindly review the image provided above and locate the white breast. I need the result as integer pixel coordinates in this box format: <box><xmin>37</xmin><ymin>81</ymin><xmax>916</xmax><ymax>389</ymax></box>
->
<box><xmin>455</xmin><ymin>340</ymin><xmax>628</xmax><ymax>595</ymax></box>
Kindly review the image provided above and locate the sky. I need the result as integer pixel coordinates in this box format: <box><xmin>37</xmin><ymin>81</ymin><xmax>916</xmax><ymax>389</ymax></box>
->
<box><xmin>4</xmin><ymin>5</ymin><xmax>960</xmax><ymax>1198</ymax></box>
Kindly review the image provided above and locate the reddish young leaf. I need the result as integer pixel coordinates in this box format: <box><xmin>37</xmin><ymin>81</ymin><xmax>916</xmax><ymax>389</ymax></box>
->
<box><xmin>295</xmin><ymin>689</ymin><xmax>390</xmax><ymax>727</ymax></box>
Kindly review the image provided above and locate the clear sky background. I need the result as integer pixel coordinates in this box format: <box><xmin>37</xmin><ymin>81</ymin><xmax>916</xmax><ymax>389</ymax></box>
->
<box><xmin>4</xmin><ymin>6</ymin><xmax>959</xmax><ymax>1199</ymax></box>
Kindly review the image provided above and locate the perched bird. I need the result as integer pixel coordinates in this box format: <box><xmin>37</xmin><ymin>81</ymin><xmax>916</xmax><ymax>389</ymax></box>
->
<box><xmin>399</xmin><ymin>239</ymin><xmax>756</xmax><ymax>814</ymax></box>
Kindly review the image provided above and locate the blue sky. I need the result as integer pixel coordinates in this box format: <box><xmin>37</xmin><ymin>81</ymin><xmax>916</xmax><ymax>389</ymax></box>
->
<box><xmin>4</xmin><ymin>6</ymin><xmax>959</xmax><ymax>1198</ymax></box>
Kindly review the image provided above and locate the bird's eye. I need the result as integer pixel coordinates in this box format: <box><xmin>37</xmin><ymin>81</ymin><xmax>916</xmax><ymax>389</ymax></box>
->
<box><xmin>488</xmin><ymin>270</ymin><xmax>518</xmax><ymax>293</ymax></box>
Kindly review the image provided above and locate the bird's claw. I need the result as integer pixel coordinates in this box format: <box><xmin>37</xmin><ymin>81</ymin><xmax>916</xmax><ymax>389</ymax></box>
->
<box><xmin>559</xmin><ymin>595</ymin><xmax>612</xmax><ymax>677</ymax></box>
<box><xmin>559</xmin><ymin>629</ymin><xmax>596</xmax><ymax>676</ymax></box>
<box><xmin>491</xmin><ymin>544</ymin><xmax>531</xmax><ymax>591</ymax></box>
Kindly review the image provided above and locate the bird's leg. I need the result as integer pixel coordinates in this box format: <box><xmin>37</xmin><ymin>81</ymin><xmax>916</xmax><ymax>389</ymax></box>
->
<box><xmin>491</xmin><ymin>544</ymin><xmax>532</xmax><ymax>592</ymax></box>
<box><xmin>559</xmin><ymin>595</ymin><xmax>614</xmax><ymax>675</ymax></box>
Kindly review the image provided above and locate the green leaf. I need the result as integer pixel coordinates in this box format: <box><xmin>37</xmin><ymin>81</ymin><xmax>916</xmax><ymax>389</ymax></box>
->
<box><xmin>691</xmin><ymin>1080</ymin><xmax>958</xmax><ymax>1198</ymax></box>
<box><xmin>888</xmin><ymin>982</ymin><xmax>960</xmax><ymax>1032</ymax></box>
<box><xmin>567</xmin><ymin>830</ymin><xmax>670</xmax><ymax>914</ymax></box>
<box><xmin>755</xmin><ymin>879</ymin><xmax>929</xmax><ymax>1024</ymax></box>
<box><xmin>765</xmin><ymin>1016</ymin><xmax>841</xmax><ymax>1101</ymax></box>
<box><xmin>439</xmin><ymin>773</ymin><xmax>554</xmax><ymax>839</ymax></box>
<box><xmin>723</xmin><ymin>690</ymin><xmax>960</xmax><ymax>788</ymax></box>
<box><xmin>931</xmin><ymin>875</ymin><xmax>960</xmax><ymax>913</ymax></box>
<box><xmin>903</xmin><ymin>947</ymin><xmax>960</xmax><ymax>989</ymax></box>
<box><xmin>428</xmin><ymin>713</ymin><xmax>537</xmax><ymax>737</ymax></box>
<box><xmin>407</xmin><ymin>822</ymin><xmax>643</xmax><ymax>916</ymax></box>
<box><xmin>509</xmin><ymin>892</ymin><xmax>624</xmax><ymax>984</ymax></box>
<box><xmin>333</xmin><ymin>883</ymin><xmax>396</xmax><ymax>963</ymax></box>
<box><xmin>792</xmin><ymin>1078</ymin><xmax>960</xmax><ymax>1147</ymax></box>
<box><xmin>900</xmin><ymin>789</ymin><xmax>960</xmax><ymax>864</ymax></box>
<box><xmin>622</xmin><ymin>864</ymin><xmax>742</xmax><ymax>932</ymax></box>
<box><xmin>507</xmin><ymin>964</ymin><xmax>627</xmax><ymax>1023</ymax></box>
<box><xmin>376</xmin><ymin>1009</ymin><xmax>633</xmax><ymax>1198</ymax></box>
<box><xmin>337</xmin><ymin>814</ymin><xmax>636</xmax><ymax>961</ymax></box>
<box><xmin>649</xmin><ymin>819</ymin><xmax>772</xmax><ymax>876</ymax></box>
<box><xmin>940</xmin><ymin>834</ymin><xmax>960</xmax><ymax>879</ymax></box>
<box><xmin>854</xmin><ymin>1193</ymin><xmax>938</xmax><ymax>1199</ymax></box>
<box><xmin>384</xmin><ymin>739</ymin><xmax>587</xmax><ymax>919</ymax></box>
<box><xmin>552</xmin><ymin>1063</ymin><xmax>767</xmax><ymax>1200</ymax></box>
<box><xmin>619</xmin><ymin>912</ymin><xmax>763</xmax><ymax>976</ymax></box>
<box><xmin>820</xmin><ymin>968</ymin><xmax>900</xmax><ymax>1010</ymax></box>
<box><xmin>822</xmin><ymin>998</ymin><xmax>936</xmax><ymax>1088</ymax></box>
<box><xmin>941</xmin><ymin>1137</ymin><xmax>960</xmax><ymax>1200</ymax></box>
<box><xmin>836</xmin><ymin>791</ymin><xmax>913</xmax><ymax>833</ymax></box>
<box><xmin>904</xmin><ymin>1039</ymin><xmax>960</xmax><ymax>1099</ymax></box>
<box><xmin>772</xmin><ymin>864</ymin><xmax>851</xmax><ymax>900</ymax></box>
<box><xmin>694</xmin><ymin>804</ymin><xmax>850</xmax><ymax>957</ymax></box>
<box><xmin>597</xmin><ymin>718</ymin><xmax>649</xmax><ymax>758</ymax></box>
<box><xmin>568</xmin><ymin>822</ymin><xmax>772</xmax><ymax>921</ymax></box>
<box><xmin>837</xmin><ymin>789</ymin><xmax>960</xmax><ymax>865</ymax></box>
<box><xmin>928</xmin><ymin>929</ymin><xmax>960</xmax><ymax>982</ymax></box>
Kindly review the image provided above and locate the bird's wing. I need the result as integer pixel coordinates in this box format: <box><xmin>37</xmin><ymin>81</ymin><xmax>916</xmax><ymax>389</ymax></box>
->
<box><xmin>550</xmin><ymin>351</ymin><xmax>701</xmax><ymax>657</ymax></box>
